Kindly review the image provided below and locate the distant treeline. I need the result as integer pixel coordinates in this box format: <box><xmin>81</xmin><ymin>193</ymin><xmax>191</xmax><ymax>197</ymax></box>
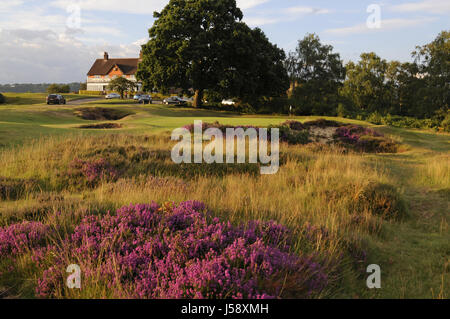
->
<box><xmin>0</xmin><ymin>83</ymin><xmax>83</xmax><ymax>93</ymax></box>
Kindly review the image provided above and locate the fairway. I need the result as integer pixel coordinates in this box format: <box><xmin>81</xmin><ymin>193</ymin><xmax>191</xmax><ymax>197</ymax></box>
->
<box><xmin>0</xmin><ymin>93</ymin><xmax>372</xmax><ymax>147</ymax></box>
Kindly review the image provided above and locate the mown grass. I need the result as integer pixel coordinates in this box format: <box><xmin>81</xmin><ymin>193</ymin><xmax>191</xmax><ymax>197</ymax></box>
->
<box><xmin>0</xmin><ymin>94</ymin><xmax>448</xmax><ymax>299</ymax></box>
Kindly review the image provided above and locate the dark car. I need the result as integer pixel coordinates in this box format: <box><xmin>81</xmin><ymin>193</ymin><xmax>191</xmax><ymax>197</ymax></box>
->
<box><xmin>163</xmin><ymin>96</ymin><xmax>186</xmax><ymax>105</ymax></box>
<box><xmin>46</xmin><ymin>94</ymin><xmax>66</xmax><ymax>105</ymax></box>
<box><xmin>138</xmin><ymin>95</ymin><xmax>152</xmax><ymax>104</ymax></box>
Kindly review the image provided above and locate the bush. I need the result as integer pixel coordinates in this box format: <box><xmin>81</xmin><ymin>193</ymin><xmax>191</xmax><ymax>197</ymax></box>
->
<box><xmin>442</xmin><ymin>114</ymin><xmax>450</xmax><ymax>132</ymax></box>
<box><xmin>354</xmin><ymin>182</ymin><xmax>407</xmax><ymax>220</ymax></box>
<box><xmin>304</xmin><ymin>119</ymin><xmax>344</xmax><ymax>128</ymax></box>
<box><xmin>278</xmin><ymin>126</ymin><xmax>310</xmax><ymax>145</ymax></box>
<box><xmin>367</xmin><ymin>112</ymin><xmax>383</xmax><ymax>125</ymax></box>
<box><xmin>78</xmin><ymin>90</ymin><xmax>104</xmax><ymax>96</ymax></box>
<box><xmin>32</xmin><ymin>201</ymin><xmax>329</xmax><ymax>299</ymax></box>
<box><xmin>366</xmin><ymin>114</ymin><xmax>442</xmax><ymax>130</ymax></box>
<box><xmin>63</xmin><ymin>158</ymin><xmax>119</xmax><ymax>190</ymax></box>
<box><xmin>333</xmin><ymin>125</ymin><xmax>398</xmax><ymax>153</ymax></box>
<box><xmin>47</xmin><ymin>84</ymin><xmax>70</xmax><ymax>94</ymax></box>
<box><xmin>356</xmin><ymin>136</ymin><xmax>398</xmax><ymax>153</ymax></box>
<box><xmin>0</xmin><ymin>93</ymin><xmax>5</xmax><ymax>104</ymax></box>
<box><xmin>281</xmin><ymin>120</ymin><xmax>306</xmax><ymax>131</ymax></box>
<box><xmin>0</xmin><ymin>221</ymin><xmax>52</xmax><ymax>257</ymax></box>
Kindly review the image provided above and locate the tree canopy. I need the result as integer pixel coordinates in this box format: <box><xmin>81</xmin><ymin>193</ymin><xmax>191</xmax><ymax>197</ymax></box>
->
<box><xmin>47</xmin><ymin>84</ymin><xmax>70</xmax><ymax>94</ymax></box>
<box><xmin>107</xmin><ymin>77</ymin><xmax>136</xmax><ymax>99</ymax></box>
<box><xmin>137</xmin><ymin>0</ymin><xmax>288</xmax><ymax>107</ymax></box>
<box><xmin>286</xmin><ymin>33</ymin><xmax>345</xmax><ymax>115</ymax></box>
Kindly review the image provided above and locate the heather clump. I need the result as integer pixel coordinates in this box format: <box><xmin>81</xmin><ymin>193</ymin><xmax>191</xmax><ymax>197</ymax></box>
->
<box><xmin>184</xmin><ymin>121</ymin><xmax>310</xmax><ymax>145</ymax></box>
<box><xmin>64</xmin><ymin>158</ymin><xmax>119</xmax><ymax>189</ymax></box>
<box><xmin>33</xmin><ymin>201</ymin><xmax>329</xmax><ymax>299</ymax></box>
<box><xmin>304</xmin><ymin>119</ymin><xmax>344</xmax><ymax>128</ymax></box>
<box><xmin>334</xmin><ymin>125</ymin><xmax>398</xmax><ymax>153</ymax></box>
<box><xmin>281</xmin><ymin>120</ymin><xmax>306</xmax><ymax>131</ymax></box>
<box><xmin>0</xmin><ymin>221</ymin><xmax>52</xmax><ymax>257</ymax></box>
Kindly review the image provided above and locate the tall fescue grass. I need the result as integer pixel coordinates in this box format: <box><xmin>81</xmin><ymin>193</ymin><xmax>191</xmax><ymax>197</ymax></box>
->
<box><xmin>0</xmin><ymin>134</ymin><xmax>407</xmax><ymax>298</ymax></box>
<box><xmin>416</xmin><ymin>154</ymin><xmax>450</xmax><ymax>189</ymax></box>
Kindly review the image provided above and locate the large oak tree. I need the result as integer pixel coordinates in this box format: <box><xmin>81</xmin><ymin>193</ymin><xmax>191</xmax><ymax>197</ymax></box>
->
<box><xmin>136</xmin><ymin>0</ymin><xmax>288</xmax><ymax>107</ymax></box>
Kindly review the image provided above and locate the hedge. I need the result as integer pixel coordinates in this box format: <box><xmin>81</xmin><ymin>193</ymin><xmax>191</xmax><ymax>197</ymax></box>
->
<box><xmin>78</xmin><ymin>90</ymin><xmax>105</xmax><ymax>96</ymax></box>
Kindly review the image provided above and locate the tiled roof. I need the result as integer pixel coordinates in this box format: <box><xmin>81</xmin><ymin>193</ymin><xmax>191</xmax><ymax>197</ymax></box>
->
<box><xmin>87</xmin><ymin>58</ymin><xmax>140</xmax><ymax>76</ymax></box>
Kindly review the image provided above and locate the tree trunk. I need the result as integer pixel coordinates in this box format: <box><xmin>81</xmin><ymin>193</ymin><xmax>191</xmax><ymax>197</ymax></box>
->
<box><xmin>193</xmin><ymin>89</ymin><xmax>203</xmax><ymax>108</ymax></box>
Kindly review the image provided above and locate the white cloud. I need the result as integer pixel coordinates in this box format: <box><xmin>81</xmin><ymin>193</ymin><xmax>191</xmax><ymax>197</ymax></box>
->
<box><xmin>285</xmin><ymin>6</ymin><xmax>331</xmax><ymax>15</ymax></box>
<box><xmin>236</xmin><ymin>0</ymin><xmax>270</xmax><ymax>10</ymax></box>
<box><xmin>325</xmin><ymin>17</ymin><xmax>437</xmax><ymax>35</ymax></box>
<box><xmin>244</xmin><ymin>17</ymin><xmax>278</xmax><ymax>26</ymax></box>
<box><xmin>0</xmin><ymin>0</ymin><xmax>23</xmax><ymax>12</ymax></box>
<box><xmin>245</xmin><ymin>6</ymin><xmax>331</xmax><ymax>26</ymax></box>
<box><xmin>50</xmin><ymin>0</ymin><xmax>167</xmax><ymax>15</ymax></box>
<box><xmin>0</xmin><ymin>28</ymin><xmax>143</xmax><ymax>84</ymax></box>
<box><xmin>390</xmin><ymin>0</ymin><xmax>450</xmax><ymax>14</ymax></box>
<box><xmin>50</xmin><ymin>0</ymin><xmax>270</xmax><ymax>14</ymax></box>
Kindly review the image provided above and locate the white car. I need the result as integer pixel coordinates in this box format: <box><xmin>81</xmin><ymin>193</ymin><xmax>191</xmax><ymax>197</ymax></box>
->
<box><xmin>221</xmin><ymin>99</ymin><xmax>236</xmax><ymax>106</ymax></box>
<box><xmin>105</xmin><ymin>93</ymin><xmax>121</xmax><ymax>99</ymax></box>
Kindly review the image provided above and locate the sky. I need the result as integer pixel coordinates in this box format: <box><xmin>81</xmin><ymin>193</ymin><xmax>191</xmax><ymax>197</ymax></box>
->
<box><xmin>0</xmin><ymin>0</ymin><xmax>448</xmax><ymax>84</ymax></box>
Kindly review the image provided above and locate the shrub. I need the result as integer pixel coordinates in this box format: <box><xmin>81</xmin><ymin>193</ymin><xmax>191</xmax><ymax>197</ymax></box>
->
<box><xmin>334</xmin><ymin>125</ymin><xmax>381</xmax><ymax>144</ymax></box>
<box><xmin>78</xmin><ymin>90</ymin><xmax>104</xmax><ymax>96</ymax></box>
<box><xmin>64</xmin><ymin>158</ymin><xmax>119</xmax><ymax>189</ymax></box>
<box><xmin>367</xmin><ymin>112</ymin><xmax>383</xmax><ymax>125</ymax></box>
<box><xmin>0</xmin><ymin>221</ymin><xmax>52</xmax><ymax>257</ymax></box>
<box><xmin>278</xmin><ymin>126</ymin><xmax>310</xmax><ymax>145</ymax></box>
<box><xmin>304</xmin><ymin>119</ymin><xmax>344</xmax><ymax>128</ymax></box>
<box><xmin>334</xmin><ymin>125</ymin><xmax>398</xmax><ymax>153</ymax></box>
<box><xmin>32</xmin><ymin>201</ymin><xmax>329</xmax><ymax>299</ymax></box>
<box><xmin>281</xmin><ymin>120</ymin><xmax>306</xmax><ymax>131</ymax></box>
<box><xmin>0</xmin><ymin>93</ymin><xmax>5</xmax><ymax>104</ymax></box>
<box><xmin>356</xmin><ymin>136</ymin><xmax>398</xmax><ymax>153</ymax></box>
<box><xmin>442</xmin><ymin>114</ymin><xmax>450</xmax><ymax>132</ymax></box>
<box><xmin>366</xmin><ymin>114</ymin><xmax>442</xmax><ymax>130</ymax></box>
<box><xmin>47</xmin><ymin>84</ymin><xmax>70</xmax><ymax>94</ymax></box>
<box><xmin>353</xmin><ymin>182</ymin><xmax>407</xmax><ymax>220</ymax></box>
<box><xmin>184</xmin><ymin>122</ymin><xmax>309</xmax><ymax>145</ymax></box>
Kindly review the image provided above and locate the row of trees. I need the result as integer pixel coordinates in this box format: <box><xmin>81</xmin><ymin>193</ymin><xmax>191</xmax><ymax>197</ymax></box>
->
<box><xmin>0</xmin><ymin>83</ymin><xmax>82</xmax><ymax>93</ymax></box>
<box><xmin>47</xmin><ymin>84</ymin><xmax>71</xmax><ymax>94</ymax></box>
<box><xmin>137</xmin><ymin>0</ymin><xmax>448</xmax><ymax>120</ymax></box>
<box><xmin>281</xmin><ymin>31</ymin><xmax>448</xmax><ymax>119</ymax></box>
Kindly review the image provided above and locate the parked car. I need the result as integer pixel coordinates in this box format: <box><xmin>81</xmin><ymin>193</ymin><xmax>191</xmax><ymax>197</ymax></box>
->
<box><xmin>180</xmin><ymin>97</ymin><xmax>194</xmax><ymax>103</ymax></box>
<box><xmin>163</xmin><ymin>96</ymin><xmax>186</xmax><ymax>105</ymax></box>
<box><xmin>46</xmin><ymin>94</ymin><xmax>66</xmax><ymax>105</ymax></box>
<box><xmin>221</xmin><ymin>99</ymin><xmax>236</xmax><ymax>106</ymax></box>
<box><xmin>133</xmin><ymin>94</ymin><xmax>142</xmax><ymax>101</ymax></box>
<box><xmin>139</xmin><ymin>95</ymin><xmax>152</xmax><ymax>104</ymax></box>
<box><xmin>105</xmin><ymin>93</ymin><xmax>121</xmax><ymax>99</ymax></box>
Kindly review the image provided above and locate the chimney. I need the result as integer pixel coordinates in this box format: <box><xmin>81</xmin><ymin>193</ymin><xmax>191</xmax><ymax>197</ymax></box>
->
<box><xmin>139</xmin><ymin>50</ymin><xmax>143</xmax><ymax>62</ymax></box>
<box><xmin>104</xmin><ymin>52</ymin><xmax>109</xmax><ymax>61</ymax></box>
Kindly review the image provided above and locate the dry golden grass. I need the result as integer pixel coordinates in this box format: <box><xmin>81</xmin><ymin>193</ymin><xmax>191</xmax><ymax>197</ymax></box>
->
<box><xmin>0</xmin><ymin>134</ymin><xmax>414</xmax><ymax>298</ymax></box>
